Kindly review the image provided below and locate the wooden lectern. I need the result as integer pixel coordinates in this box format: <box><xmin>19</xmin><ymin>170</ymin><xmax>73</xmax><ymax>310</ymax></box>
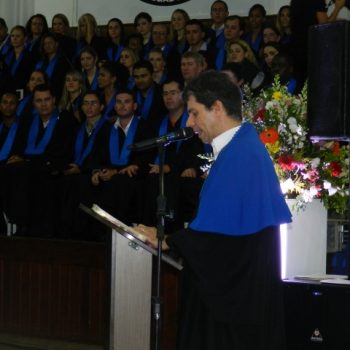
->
<box><xmin>80</xmin><ymin>204</ymin><xmax>182</xmax><ymax>350</ymax></box>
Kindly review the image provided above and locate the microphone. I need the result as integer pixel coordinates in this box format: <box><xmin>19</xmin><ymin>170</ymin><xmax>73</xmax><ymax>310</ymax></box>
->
<box><xmin>128</xmin><ymin>127</ymin><xmax>194</xmax><ymax>151</ymax></box>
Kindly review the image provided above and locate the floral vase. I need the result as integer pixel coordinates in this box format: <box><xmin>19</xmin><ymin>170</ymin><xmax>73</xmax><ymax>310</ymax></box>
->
<box><xmin>280</xmin><ymin>199</ymin><xmax>328</xmax><ymax>279</ymax></box>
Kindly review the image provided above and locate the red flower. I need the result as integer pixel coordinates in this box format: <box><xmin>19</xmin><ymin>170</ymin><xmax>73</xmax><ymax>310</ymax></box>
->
<box><xmin>278</xmin><ymin>154</ymin><xmax>295</xmax><ymax>171</ymax></box>
<box><xmin>330</xmin><ymin>161</ymin><xmax>342</xmax><ymax>177</ymax></box>
<box><xmin>332</xmin><ymin>142</ymin><xmax>340</xmax><ymax>155</ymax></box>
<box><xmin>260</xmin><ymin>128</ymin><xmax>279</xmax><ymax>144</ymax></box>
<box><xmin>254</xmin><ymin>108</ymin><xmax>266</xmax><ymax>122</ymax></box>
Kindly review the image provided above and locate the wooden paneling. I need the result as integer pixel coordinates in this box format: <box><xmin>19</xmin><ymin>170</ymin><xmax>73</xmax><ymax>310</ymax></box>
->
<box><xmin>0</xmin><ymin>237</ymin><xmax>179</xmax><ymax>348</ymax></box>
<box><xmin>0</xmin><ymin>237</ymin><xmax>107</xmax><ymax>344</ymax></box>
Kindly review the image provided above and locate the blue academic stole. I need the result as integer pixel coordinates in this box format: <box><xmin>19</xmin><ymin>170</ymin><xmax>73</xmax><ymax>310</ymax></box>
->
<box><xmin>16</xmin><ymin>94</ymin><xmax>31</xmax><ymax>119</ymax></box>
<box><xmin>24</xmin><ymin>110</ymin><xmax>59</xmax><ymax>155</ymax></box>
<box><xmin>102</xmin><ymin>93</ymin><xmax>117</xmax><ymax>120</ymax></box>
<box><xmin>215</xmin><ymin>48</ymin><xmax>225</xmax><ymax>71</ymax></box>
<box><xmin>109</xmin><ymin>116</ymin><xmax>139</xmax><ymax>166</ymax></box>
<box><xmin>154</xmin><ymin>111</ymin><xmax>188</xmax><ymax>165</ymax></box>
<box><xmin>136</xmin><ymin>85</ymin><xmax>154</xmax><ymax>120</ymax></box>
<box><xmin>0</xmin><ymin>121</ymin><xmax>19</xmax><ymax>161</ymax></box>
<box><xmin>84</xmin><ymin>69</ymin><xmax>99</xmax><ymax>91</ymax></box>
<box><xmin>107</xmin><ymin>44</ymin><xmax>124</xmax><ymax>62</ymax></box>
<box><xmin>127</xmin><ymin>76</ymin><xmax>135</xmax><ymax>90</ymax></box>
<box><xmin>73</xmin><ymin>117</ymin><xmax>106</xmax><ymax>166</ymax></box>
<box><xmin>35</xmin><ymin>54</ymin><xmax>60</xmax><ymax>79</ymax></box>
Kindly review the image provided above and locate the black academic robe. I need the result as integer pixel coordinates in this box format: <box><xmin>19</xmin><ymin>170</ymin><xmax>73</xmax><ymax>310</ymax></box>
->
<box><xmin>167</xmin><ymin>226</ymin><xmax>286</xmax><ymax>350</ymax></box>
<box><xmin>3</xmin><ymin>111</ymin><xmax>79</xmax><ymax>237</ymax></box>
<box><xmin>141</xmin><ymin>116</ymin><xmax>204</xmax><ymax>229</ymax></box>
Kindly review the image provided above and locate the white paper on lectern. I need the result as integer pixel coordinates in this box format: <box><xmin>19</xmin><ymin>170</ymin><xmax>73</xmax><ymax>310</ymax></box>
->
<box><xmin>91</xmin><ymin>204</ymin><xmax>148</xmax><ymax>242</ymax></box>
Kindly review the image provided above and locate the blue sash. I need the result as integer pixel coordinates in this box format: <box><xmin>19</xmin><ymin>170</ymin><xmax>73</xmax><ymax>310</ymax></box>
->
<box><xmin>154</xmin><ymin>111</ymin><xmax>188</xmax><ymax>164</ymax></box>
<box><xmin>109</xmin><ymin>116</ymin><xmax>139</xmax><ymax>166</ymax></box>
<box><xmin>215</xmin><ymin>30</ymin><xmax>225</xmax><ymax>49</ymax></box>
<box><xmin>84</xmin><ymin>69</ymin><xmax>99</xmax><ymax>91</ymax></box>
<box><xmin>26</xmin><ymin>37</ymin><xmax>39</xmax><ymax>52</ymax></box>
<box><xmin>215</xmin><ymin>48</ymin><xmax>225</xmax><ymax>71</ymax></box>
<box><xmin>159</xmin><ymin>71</ymin><xmax>168</xmax><ymax>85</ymax></box>
<box><xmin>0</xmin><ymin>121</ymin><xmax>19</xmax><ymax>161</ymax></box>
<box><xmin>73</xmin><ymin>116</ymin><xmax>106</xmax><ymax>166</ymax></box>
<box><xmin>16</xmin><ymin>94</ymin><xmax>31</xmax><ymax>119</ymax></box>
<box><xmin>24</xmin><ymin>110</ymin><xmax>59</xmax><ymax>155</ymax></box>
<box><xmin>127</xmin><ymin>76</ymin><xmax>135</xmax><ymax>90</ymax></box>
<box><xmin>136</xmin><ymin>85</ymin><xmax>154</xmax><ymax>120</ymax></box>
<box><xmin>102</xmin><ymin>93</ymin><xmax>116</xmax><ymax>120</ymax></box>
<box><xmin>287</xmin><ymin>79</ymin><xmax>297</xmax><ymax>95</ymax></box>
<box><xmin>162</xmin><ymin>43</ymin><xmax>173</xmax><ymax>58</ymax></box>
<box><xmin>35</xmin><ymin>54</ymin><xmax>60</xmax><ymax>79</ymax></box>
<box><xmin>107</xmin><ymin>44</ymin><xmax>124</xmax><ymax>62</ymax></box>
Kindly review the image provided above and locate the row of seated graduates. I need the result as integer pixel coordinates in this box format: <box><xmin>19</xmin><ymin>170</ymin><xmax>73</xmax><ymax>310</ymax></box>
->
<box><xmin>0</xmin><ymin>1</ymin><xmax>297</xmax><ymax>102</ymax></box>
<box><xmin>0</xmin><ymin>71</ymin><xmax>207</xmax><ymax>241</ymax></box>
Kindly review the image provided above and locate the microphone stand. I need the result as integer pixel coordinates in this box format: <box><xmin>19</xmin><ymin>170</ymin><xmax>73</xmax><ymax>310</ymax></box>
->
<box><xmin>153</xmin><ymin>142</ymin><xmax>167</xmax><ymax>350</ymax></box>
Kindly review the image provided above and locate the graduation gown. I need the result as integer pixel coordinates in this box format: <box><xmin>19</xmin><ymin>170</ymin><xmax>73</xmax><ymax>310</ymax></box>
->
<box><xmin>166</xmin><ymin>122</ymin><xmax>291</xmax><ymax>349</ymax></box>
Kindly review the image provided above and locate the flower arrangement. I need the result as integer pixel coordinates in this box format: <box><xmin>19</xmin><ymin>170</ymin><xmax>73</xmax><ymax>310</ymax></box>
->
<box><xmin>243</xmin><ymin>77</ymin><xmax>349</xmax><ymax>214</ymax></box>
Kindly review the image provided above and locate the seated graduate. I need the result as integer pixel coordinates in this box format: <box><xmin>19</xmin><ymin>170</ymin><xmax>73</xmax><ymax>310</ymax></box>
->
<box><xmin>35</xmin><ymin>32</ymin><xmax>72</xmax><ymax>101</ymax></box>
<box><xmin>4</xmin><ymin>25</ymin><xmax>35</xmax><ymax>98</ymax></box>
<box><xmin>133</xmin><ymin>12</ymin><xmax>153</xmax><ymax>59</ymax></box>
<box><xmin>0</xmin><ymin>92</ymin><xmax>21</xmax><ymax>233</ymax></box>
<box><xmin>184</xmin><ymin>19</ymin><xmax>218</xmax><ymax>69</ymax></box>
<box><xmin>132</xmin><ymin>60</ymin><xmax>166</xmax><ymax>133</ymax></box>
<box><xmin>135</xmin><ymin>70</ymin><xmax>292</xmax><ymax>350</ymax></box>
<box><xmin>208</xmin><ymin>0</ymin><xmax>229</xmax><ymax>49</ymax></box>
<box><xmin>51</xmin><ymin>13</ymin><xmax>77</xmax><ymax>62</ymax></box>
<box><xmin>169</xmin><ymin>9</ymin><xmax>190</xmax><ymax>55</ymax></box>
<box><xmin>3</xmin><ymin>84</ymin><xmax>79</xmax><ymax>237</ymax></box>
<box><xmin>105</xmin><ymin>18</ymin><xmax>125</xmax><ymax>64</ymax></box>
<box><xmin>79</xmin><ymin>46</ymin><xmax>99</xmax><ymax>91</ymax></box>
<box><xmin>86</xmin><ymin>88</ymin><xmax>154</xmax><ymax>226</ymax></box>
<box><xmin>16</xmin><ymin>69</ymin><xmax>48</xmax><ymax>124</ymax></box>
<box><xmin>58</xmin><ymin>91</ymin><xmax>109</xmax><ymax>239</ymax></box>
<box><xmin>141</xmin><ymin>79</ymin><xmax>204</xmax><ymax>229</ymax></box>
<box><xmin>270</xmin><ymin>52</ymin><xmax>300</xmax><ymax>95</ymax></box>
<box><xmin>0</xmin><ymin>18</ymin><xmax>11</xmax><ymax>57</ymax></box>
<box><xmin>58</xmin><ymin>69</ymin><xmax>86</xmax><ymax>124</ymax></box>
<box><xmin>180</xmin><ymin>51</ymin><xmax>207</xmax><ymax>85</ymax></box>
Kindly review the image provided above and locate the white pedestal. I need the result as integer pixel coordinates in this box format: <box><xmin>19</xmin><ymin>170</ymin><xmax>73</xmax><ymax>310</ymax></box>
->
<box><xmin>280</xmin><ymin>199</ymin><xmax>328</xmax><ymax>279</ymax></box>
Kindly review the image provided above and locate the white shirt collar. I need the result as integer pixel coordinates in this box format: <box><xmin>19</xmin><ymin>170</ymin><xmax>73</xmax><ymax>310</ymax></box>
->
<box><xmin>211</xmin><ymin>124</ymin><xmax>241</xmax><ymax>160</ymax></box>
<box><xmin>114</xmin><ymin>115</ymin><xmax>134</xmax><ymax>135</ymax></box>
<box><xmin>211</xmin><ymin>24</ymin><xmax>224</xmax><ymax>35</ymax></box>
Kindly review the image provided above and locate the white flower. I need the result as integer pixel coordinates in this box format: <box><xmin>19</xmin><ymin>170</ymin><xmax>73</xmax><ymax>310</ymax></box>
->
<box><xmin>280</xmin><ymin>178</ymin><xmax>295</xmax><ymax>194</ymax></box>
<box><xmin>265</xmin><ymin>101</ymin><xmax>275</xmax><ymax>110</ymax></box>
<box><xmin>310</xmin><ymin>157</ymin><xmax>320</xmax><ymax>169</ymax></box>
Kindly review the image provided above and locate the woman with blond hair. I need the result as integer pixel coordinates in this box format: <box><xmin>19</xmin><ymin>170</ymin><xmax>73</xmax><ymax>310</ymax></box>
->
<box><xmin>119</xmin><ymin>47</ymin><xmax>139</xmax><ymax>89</ymax></box>
<box><xmin>169</xmin><ymin>9</ymin><xmax>190</xmax><ymax>54</ymax></box>
<box><xmin>226</xmin><ymin>40</ymin><xmax>261</xmax><ymax>85</ymax></box>
<box><xmin>75</xmin><ymin>13</ymin><xmax>106</xmax><ymax>63</ymax></box>
<box><xmin>59</xmin><ymin>70</ymin><xmax>86</xmax><ymax>123</ymax></box>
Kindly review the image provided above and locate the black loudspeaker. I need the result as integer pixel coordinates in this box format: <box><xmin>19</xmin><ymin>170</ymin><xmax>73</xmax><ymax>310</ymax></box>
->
<box><xmin>308</xmin><ymin>21</ymin><xmax>350</xmax><ymax>141</ymax></box>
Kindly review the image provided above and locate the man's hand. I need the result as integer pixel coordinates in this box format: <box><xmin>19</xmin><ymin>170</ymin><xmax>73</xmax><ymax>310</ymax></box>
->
<box><xmin>133</xmin><ymin>224</ymin><xmax>169</xmax><ymax>250</ymax></box>
<box><xmin>99</xmin><ymin>168</ymin><xmax>118</xmax><ymax>181</ymax></box>
<box><xmin>91</xmin><ymin>171</ymin><xmax>101</xmax><ymax>186</ymax></box>
<box><xmin>64</xmin><ymin>163</ymin><xmax>81</xmax><ymax>175</ymax></box>
<box><xmin>148</xmin><ymin>163</ymin><xmax>171</xmax><ymax>174</ymax></box>
<box><xmin>7</xmin><ymin>155</ymin><xmax>24</xmax><ymax>164</ymax></box>
<box><xmin>181</xmin><ymin>168</ymin><xmax>197</xmax><ymax>178</ymax></box>
<box><xmin>119</xmin><ymin>165</ymin><xmax>139</xmax><ymax>177</ymax></box>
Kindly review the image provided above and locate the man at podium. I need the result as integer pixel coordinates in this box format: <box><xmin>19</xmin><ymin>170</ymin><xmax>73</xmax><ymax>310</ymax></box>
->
<box><xmin>136</xmin><ymin>70</ymin><xmax>292</xmax><ymax>350</ymax></box>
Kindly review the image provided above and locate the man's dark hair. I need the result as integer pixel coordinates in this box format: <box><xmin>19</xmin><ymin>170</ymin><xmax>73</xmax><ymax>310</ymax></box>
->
<box><xmin>133</xmin><ymin>60</ymin><xmax>154</xmax><ymax>75</ymax></box>
<box><xmin>32</xmin><ymin>84</ymin><xmax>55</xmax><ymax>98</ymax></box>
<box><xmin>82</xmin><ymin>90</ymin><xmax>104</xmax><ymax>105</ymax></box>
<box><xmin>211</xmin><ymin>0</ymin><xmax>229</xmax><ymax>12</ymax></box>
<box><xmin>162</xmin><ymin>79</ymin><xmax>184</xmax><ymax>92</ymax></box>
<box><xmin>249</xmin><ymin>4</ymin><xmax>267</xmax><ymax>17</ymax></box>
<box><xmin>116</xmin><ymin>88</ymin><xmax>136</xmax><ymax>101</ymax></box>
<box><xmin>184</xmin><ymin>70</ymin><xmax>242</xmax><ymax>120</ymax></box>
<box><xmin>134</xmin><ymin>12</ymin><xmax>152</xmax><ymax>27</ymax></box>
<box><xmin>185</xmin><ymin>19</ymin><xmax>206</xmax><ymax>33</ymax></box>
<box><xmin>0</xmin><ymin>18</ymin><xmax>8</xmax><ymax>29</ymax></box>
<box><xmin>225</xmin><ymin>15</ymin><xmax>245</xmax><ymax>32</ymax></box>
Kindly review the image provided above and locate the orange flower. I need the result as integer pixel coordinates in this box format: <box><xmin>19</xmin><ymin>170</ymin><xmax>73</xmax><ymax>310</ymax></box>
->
<box><xmin>332</xmin><ymin>142</ymin><xmax>340</xmax><ymax>155</ymax></box>
<box><xmin>260</xmin><ymin>128</ymin><xmax>279</xmax><ymax>144</ymax></box>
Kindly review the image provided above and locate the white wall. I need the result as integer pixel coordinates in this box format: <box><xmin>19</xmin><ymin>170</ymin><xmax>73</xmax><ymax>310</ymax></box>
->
<box><xmin>2</xmin><ymin>0</ymin><xmax>348</xmax><ymax>29</ymax></box>
<box><xmin>29</xmin><ymin>0</ymin><xmax>288</xmax><ymax>27</ymax></box>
